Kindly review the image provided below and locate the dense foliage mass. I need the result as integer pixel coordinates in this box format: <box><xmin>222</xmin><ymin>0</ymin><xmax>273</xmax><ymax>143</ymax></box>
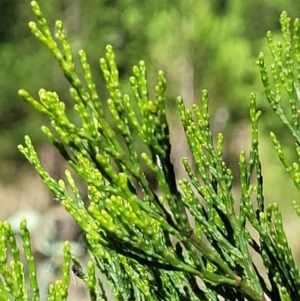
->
<box><xmin>1</xmin><ymin>1</ymin><xmax>300</xmax><ymax>301</ymax></box>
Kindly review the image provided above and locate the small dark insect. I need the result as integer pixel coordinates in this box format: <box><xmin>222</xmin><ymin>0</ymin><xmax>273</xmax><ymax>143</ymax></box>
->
<box><xmin>72</xmin><ymin>264</ymin><xmax>84</xmax><ymax>279</ymax></box>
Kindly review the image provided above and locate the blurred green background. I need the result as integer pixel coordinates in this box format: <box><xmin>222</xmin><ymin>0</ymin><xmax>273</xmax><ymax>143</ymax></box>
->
<box><xmin>1</xmin><ymin>0</ymin><xmax>300</xmax><ymax>259</ymax></box>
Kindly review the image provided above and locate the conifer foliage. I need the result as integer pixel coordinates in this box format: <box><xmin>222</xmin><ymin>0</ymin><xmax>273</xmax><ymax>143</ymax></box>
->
<box><xmin>1</xmin><ymin>1</ymin><xmax>300</xmax><ymax>300</ymax></box>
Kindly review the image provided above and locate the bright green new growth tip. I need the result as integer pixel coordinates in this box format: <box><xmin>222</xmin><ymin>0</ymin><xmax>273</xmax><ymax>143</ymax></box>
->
<box><xmin>1</xmin><ymin>0</ymin><xmax>300</xmax><ymax>300</ymax></box>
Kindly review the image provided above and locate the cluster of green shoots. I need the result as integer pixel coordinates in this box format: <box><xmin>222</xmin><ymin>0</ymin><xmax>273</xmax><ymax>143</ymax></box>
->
<box><xmin>1</xmin><ymin>1</ymin><xmax>300</xmax><ymax>300</ymax></box>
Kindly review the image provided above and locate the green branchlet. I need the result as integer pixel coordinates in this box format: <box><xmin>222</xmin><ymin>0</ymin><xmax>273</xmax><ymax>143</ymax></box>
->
<box><xmin>257</xmin><ymin>11</ymin><xmax>300</xmax><ymax>189</ymax></box>
<box><xmin>0</xmin><ymin>218</ymin><xmax>79</xmax><ymax>301</ymax></box>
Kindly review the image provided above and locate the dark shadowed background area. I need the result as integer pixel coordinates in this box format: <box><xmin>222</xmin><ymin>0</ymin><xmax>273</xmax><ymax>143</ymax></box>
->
<box><xmin>1</xmin><ymin>0</ymin><xmax>300</xmax><ymax>299</ymax></box>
